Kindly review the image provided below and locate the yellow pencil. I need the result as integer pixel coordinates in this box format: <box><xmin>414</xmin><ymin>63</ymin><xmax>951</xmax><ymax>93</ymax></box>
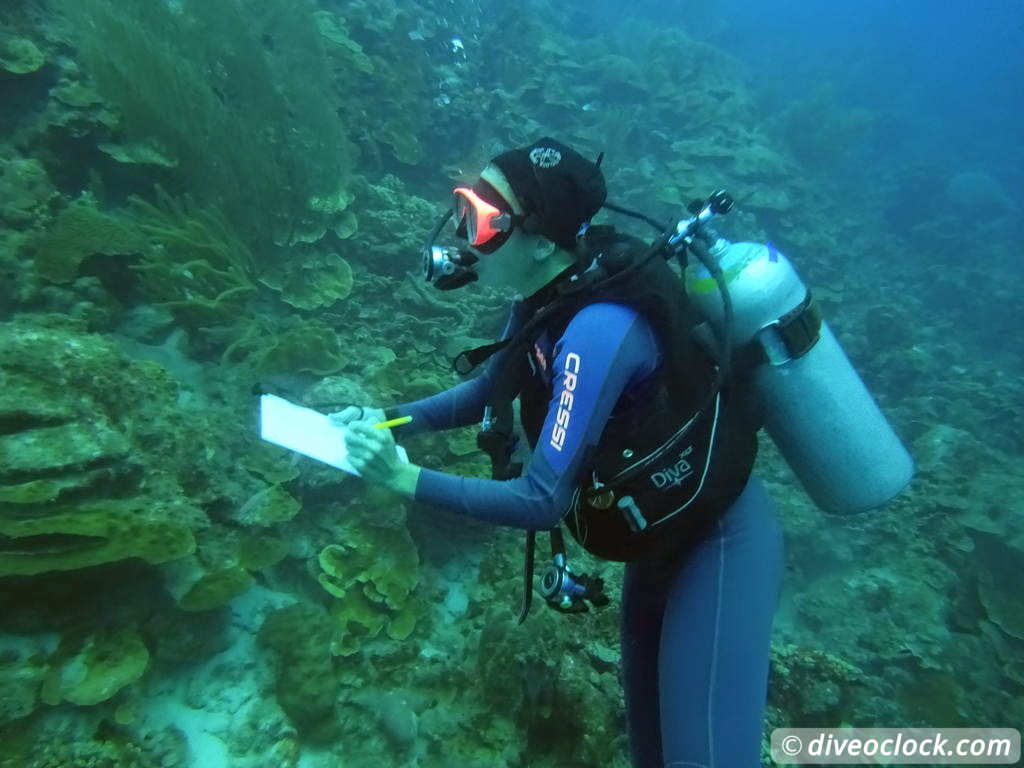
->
<box><xmin>372</xmin><ymin>415</ymin><xmax>413</xmax><ymax>430</ymax></box>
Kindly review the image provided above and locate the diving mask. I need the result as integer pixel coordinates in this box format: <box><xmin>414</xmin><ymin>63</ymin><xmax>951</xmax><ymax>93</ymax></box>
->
<box><xmin>453</xmin><ymin>183</ymin><xmax>522</xmax><ymax>254</ymax></box>
<box><xmin>422</xmin><ymin>180</ymin><xmax>524</xmax><ymax>290</ymax></box>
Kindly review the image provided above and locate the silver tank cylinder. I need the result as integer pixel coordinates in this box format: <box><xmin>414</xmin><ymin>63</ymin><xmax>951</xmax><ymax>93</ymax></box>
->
<box><xmin>686</xmin><ymin>241</ymin><xmax>914</xmax><ymax>514</ymax></box>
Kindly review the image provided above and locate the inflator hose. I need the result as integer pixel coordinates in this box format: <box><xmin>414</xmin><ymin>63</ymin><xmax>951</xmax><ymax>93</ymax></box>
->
<box><xmin>686</xmin><ymin>237</ymin><xmax>734</xmax><ymax>390</ymax></box>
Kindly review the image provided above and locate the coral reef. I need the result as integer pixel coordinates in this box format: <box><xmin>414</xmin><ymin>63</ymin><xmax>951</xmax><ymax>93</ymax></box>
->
<box><xmin>767</xmin><ymin>643</ymin><xmax>868</xmax><ymax>726</ymax></box>
<box><xmin>0</xmin><ymin>30</ymin><xmax>45</xmax><ymax>75</ymax></box>
<box><xmin>0</xmin><ymin>507</ymin><xmax>195</xmax><ymax>577</ymax></box>
<box><xmin>316</xmin><ymin>499</ymin><xmax>421</xmax><ymax>656</ymax></box>
<box><xmin>125</xmin><ymin>188</ymin><xmax>256</xmax><ymax>323</ymax></box>
<box><xmin>258</xmin><ymin>251</ymin><xmax>354</xmax><ymax>312</ymax></box>
<box><xmin>0</xmin><ymin>0</ymin><xmax>1019</xmax><ymax>765</ymax></box>
<box><xmin>41</xmin><ymin>627</ymin><xmax>150</xmax><ymax>706</ymax></box>
<box><xmin>0</xmin><ymin>647</ymin><xmax>46</xmax><ymax>728</ymax></box>
<box><xmin>55</xmin><ymin>0</ymin><xmax>356</xmax><ymax>267</ymax></box>
<box><xmin>258</xmin><ymin>603</ymin><xmax>340</xmax><ymax>741</ymax></box>
<box><xmin>33</xmin><ymin>193</ymin><xmax>145</xmax><ymax>284</ymax></box>
<box><xmin>0</xmin><ymin>155</ymin><xmax>57</xmax><ymax>228</ymax></box>
<box><xmin>0</xmin><ymin>318</ymin><xmax>204</xmax><ymax>577</ymax></box>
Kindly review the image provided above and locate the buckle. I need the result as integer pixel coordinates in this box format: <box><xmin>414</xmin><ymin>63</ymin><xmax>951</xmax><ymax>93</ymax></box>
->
<box><xmin>586</xmin><ymin>487</ymin><xmax>616</xmax><ymax>510</ymax></box>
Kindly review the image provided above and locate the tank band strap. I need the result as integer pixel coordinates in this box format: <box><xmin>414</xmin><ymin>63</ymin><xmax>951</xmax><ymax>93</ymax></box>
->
<box><xmin>736</xmin><ymin>291</ymin><xmax>823</xmax><ymax>369</ymax></box>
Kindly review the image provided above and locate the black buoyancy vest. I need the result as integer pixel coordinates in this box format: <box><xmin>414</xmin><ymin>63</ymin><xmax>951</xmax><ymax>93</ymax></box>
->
<box><xmin>510</xmin><ymin>227</ymin><xmax>759</xmax><ymax>562</ymax></box>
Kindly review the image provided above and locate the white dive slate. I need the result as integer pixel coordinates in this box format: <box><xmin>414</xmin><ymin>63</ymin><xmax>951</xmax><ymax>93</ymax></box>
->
<box><xmin>259</xmin><ymin>394</ymin><xmax>408</xmax><ymax>475</ymax></box>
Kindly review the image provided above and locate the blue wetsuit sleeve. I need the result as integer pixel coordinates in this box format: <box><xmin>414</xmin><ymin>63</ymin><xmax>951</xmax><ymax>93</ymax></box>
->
<box><xmin>414</xmin><ymin>302</ymin><xmax>661</xmax><ymax>529</ymax></box>
<box><xmin>385</xmin><ymin>373</ymin><xmax>492</xmax><ymax>435</ymax></box>
<box><xmin>385</xmin><ymin>303</ymin><xmax>524</xmax><ymax>435</ymax></box>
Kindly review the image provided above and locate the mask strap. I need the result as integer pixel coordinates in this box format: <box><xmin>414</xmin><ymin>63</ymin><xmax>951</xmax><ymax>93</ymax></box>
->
<box><xmin>520</xmin><ymin>212</ymin><xmax>544</xmax><ymax>235</ymax></box>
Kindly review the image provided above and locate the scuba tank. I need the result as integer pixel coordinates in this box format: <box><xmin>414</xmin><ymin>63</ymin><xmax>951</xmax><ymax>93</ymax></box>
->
<box><xmin>684</xmin><ymin>233</ymin><xmax>914</xmax><ymax>515</ymax></box>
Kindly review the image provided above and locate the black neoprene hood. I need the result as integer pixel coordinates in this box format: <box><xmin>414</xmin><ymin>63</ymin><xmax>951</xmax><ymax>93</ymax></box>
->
<box><xmin>490</xmin><ymin>137</ymin><xmax>607</xmax><ymax>250</ymax></box>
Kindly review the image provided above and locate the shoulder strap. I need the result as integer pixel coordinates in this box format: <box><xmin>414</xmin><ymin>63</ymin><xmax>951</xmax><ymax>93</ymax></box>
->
<box><xmin>451</xmin><ymin>225</ymin><xmax>651</xmax><ymax>378</ymax></box>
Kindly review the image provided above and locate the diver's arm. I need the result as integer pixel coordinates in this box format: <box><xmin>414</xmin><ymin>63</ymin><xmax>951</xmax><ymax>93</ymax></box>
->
<box><xmin>382</xmin><ymin>302</ymin><xmax>526</xmax><ymax>435</ymax></box>
<box><xmin>412</xmin><ymin>303</ymin><xmax>661</xmax><ymax>528</ymax></box>
<box><xmin>381</xmin><ymin>375</ymin><xmax>491</xmax><ymax>435</ymax></box>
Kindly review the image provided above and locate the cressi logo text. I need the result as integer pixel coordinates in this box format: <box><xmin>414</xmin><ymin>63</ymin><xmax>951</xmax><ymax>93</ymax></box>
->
<box><xmin>549</xmin><ymin>352</ymin><xmax>581</xmax><ymax>452</ymax></box>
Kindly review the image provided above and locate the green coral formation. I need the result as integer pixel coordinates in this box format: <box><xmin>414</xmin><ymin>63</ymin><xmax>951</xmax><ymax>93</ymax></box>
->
<box><xmin>468</xmin><ymin>599</ymin><xmax>626</xmax><ymax>766</ymax></box>
<box><xmin>164</xmin><ymin>524</ymin><xmax>293</xmax><ymax>612</ymax></box>
<box><xmin>259</xmin><ymin>251</ymin><xmax>354</xmax><ymax>311</ymax></box>
<box><xmin>314</xmin><ymin>11</ymin><xmax>374</xmax><ymax>74</ymax></box>
<box><xmin>233</xmin><ymin>484</ymin><xmax>302</xmax><ymax>527</ymax></box>
<box><xmin>0</xmin><ymin>507</ymin><xmax>194</xmax><ymax>577</ymax></box>
<box><xmin>0</xmin><ymin>31</ymin><xmax>45</xmax><ymax>74</ymax></box>
<box><xmin>0</xmin><ymin>319</ymin><xmax>206</xmax><ymax>577</ymax></box>
<box><xmin>2</xmin><ymin>416</ymin><xmax>128</xmax><ymax>477</ymax></box>
<box><xmin>177</xmin><ymin>566</ymin><xmax>255</xmax><ymax>612</ymax></box>
<box><xmin>0</xmin><ymin>714</ymin><xmax>187</xmax><ymax>768</ymax></box>
<box><xmin>56</xmin><ymin>0</ymin><xmax>355</xmax><ymax>266</ymax></box>
<box><xmin>977</xmin><ymin>555</ymin><xmax>1024</xmax><ymax>641</ymax></box>
<box><xmin>237</xmin><ymin>533</ymin><xmax>289</xmax><ymax>571</ymax></box>
<box><xmin>0</xmin><ymin>312</ymin><xmax>293</xmax><ymax>618</ymax></box>
<box><xmin>767</xmin><ymin>643</ymin><xmax>867</xmax><ymax>726</ymax></box>
<box><xmin>33</xmin><ymin>194</ymin><xmax>145</xmax><ymax>283</ymax></box>
<box><xmin>0</xmin><ymin>649</ymin><xmax>46</xmax><ymax>727</ymax></box>
<box><xmin>317</xmin><ymin>519</ymin><xmax>421</xmax><ymax>656</ymax></box>
<box><xmin>41</xmin><ymin>627</ymin><xmax>149</xmax><ymax>706</ymax></box>
<box><xmin>0</xmin><ymin>156</ymin><xmax>57</xmax><ymax>227</ymax></box>
<box><xmin>125</xmin><ymin>188</ymin><xmax>256</xmax><ymax>322</ymax></box>
<box><xmin>221</xmin><ymin>315</ymin><xmax>348</xmax><ymax>375</ymax></box>
<box><xmin>259</xmin><ymin>603</ymin><xmax>340</xmax><ymax>740</ymax></box>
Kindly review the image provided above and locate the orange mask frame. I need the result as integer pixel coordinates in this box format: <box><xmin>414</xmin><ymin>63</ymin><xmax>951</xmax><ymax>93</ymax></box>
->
<box><xmin>453</xmin><ymin>186</ymin><xmax>515</xmax><ymax>252</ymax></box>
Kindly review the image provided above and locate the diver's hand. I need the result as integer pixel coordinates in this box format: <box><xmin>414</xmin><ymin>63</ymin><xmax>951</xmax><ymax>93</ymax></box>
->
<box><xmin>343</xmin><ymin>421</ymin><xmax>421</xmax><ymax>496</ymax></box>
<box><xmin>328</xmin><ymin>405</ymin><xmax>386</xmax><ymax>427</ymax></box>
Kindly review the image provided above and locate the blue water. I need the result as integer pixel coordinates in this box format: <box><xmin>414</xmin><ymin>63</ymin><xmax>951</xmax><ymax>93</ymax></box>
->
<box><xmin>707</xmin><ymin>0</ymin><xmax>1023</xmax><ymax>167</ymax></box>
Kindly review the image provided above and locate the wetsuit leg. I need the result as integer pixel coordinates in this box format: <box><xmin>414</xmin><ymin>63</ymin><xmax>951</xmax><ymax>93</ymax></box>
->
<box><xmin>621</xmin><ymin>556</ymin><xmax>669</xmax><ymax>766</ymax></box>
<box><xmin>621</xmin><ymin>476</ymin><xmax>783</xmax><ymax>766</ymax></box>
<box><xmin>658</xmin><ymin>475</ymin><xmax>784</xmax><ymax>767</ymax></box>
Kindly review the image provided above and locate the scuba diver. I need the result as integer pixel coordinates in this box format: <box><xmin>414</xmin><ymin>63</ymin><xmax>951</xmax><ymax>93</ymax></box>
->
<box><xmin>336</xmin><ymin>138</ymin><xmax>912</xmax><ymax>767</ymax></box>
